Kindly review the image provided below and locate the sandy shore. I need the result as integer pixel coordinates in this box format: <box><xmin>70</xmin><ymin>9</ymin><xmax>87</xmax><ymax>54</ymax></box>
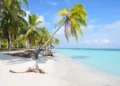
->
<box><xmin>0</xmin><ymin>51</ymin><xmax>120</xmax><ymax>86</ymax></box>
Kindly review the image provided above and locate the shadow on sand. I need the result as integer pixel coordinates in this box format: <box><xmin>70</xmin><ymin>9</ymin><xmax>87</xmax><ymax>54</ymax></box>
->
<box><xmin>0</xmin><ymin>52</ymin><xmax>54</xmax><ymax>65</ymax></box>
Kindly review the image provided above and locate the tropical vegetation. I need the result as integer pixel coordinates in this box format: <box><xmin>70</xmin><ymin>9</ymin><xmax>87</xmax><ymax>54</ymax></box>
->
<box><xmin>0</xmin><ymin>0</ymin><xmax>59</xmax><ymax>50</ymax></box>
<box><xmin>0</xmin><ymin>0</ymin><xmax>87</xmax><ymax>59</ymax></box>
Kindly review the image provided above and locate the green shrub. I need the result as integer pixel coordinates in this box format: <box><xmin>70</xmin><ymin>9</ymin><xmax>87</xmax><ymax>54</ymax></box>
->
<box><xmin>1</xmin><ymin>41</ymin><xmax>7</xmax><ymax>49</ymax></box>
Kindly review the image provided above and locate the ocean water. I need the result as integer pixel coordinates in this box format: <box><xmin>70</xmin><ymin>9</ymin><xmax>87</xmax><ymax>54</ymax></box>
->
<box><xmin>55</xmin><ymin>48</ymin><xmax>120</xmax><ymax>77</ymax></box>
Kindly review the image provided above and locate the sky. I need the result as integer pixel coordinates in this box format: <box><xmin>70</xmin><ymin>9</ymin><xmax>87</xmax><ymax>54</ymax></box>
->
<box><xmin>22</xmin><ymin>0</ymin><xmax>120</xmax><ymax>48</ymax></box>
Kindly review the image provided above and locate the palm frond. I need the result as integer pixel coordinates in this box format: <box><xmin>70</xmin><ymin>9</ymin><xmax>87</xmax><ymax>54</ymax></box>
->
<box><xmin>77</xmin><ymin>19</ymin><xmax>87</xmax><ymax>27</ymax></box>
<box><xmin>23</xmin><ymin>0</ymin><xmax>28</xmax><ymax>7</ymax></box>
<box><xmin>55</xmin><ymin>18</ymin><xmax>65</xmax><ymax>27</ymax></box>
<box><xmin>53</xmin><ymin>38</ymin><xmax>60</xmax><ymax>45</ymax></box>
<box><xmin>28</xmin><ymin>14</ymin><xmax>32</xmax><ymax>25</ymax></box>
<box><xmin>71</xmin><ymin>3</ymin><xmax>85</xmax><ymax>11</ymax></box>
<box><xmin>71</xmin><ymin>26</ymin><xmax>78</xmax><ymax>41</ymax></box>
<box><xmin>57</xmin><ymin>8</ymin><xmax>69</xmax><ymax>16</ymax></box>
<box><xmin>35</xmin><ymin>21</ymin><xmax>42</xmax><ymax>26</ymax></box>
<box><xmin>70</xmin><ymin>18</ymin><xmax>83</xmax><ymax>35</ymax></box>
<box><xmin>71</xmin><ymin>10</ymin><xmax>87</xmax><ymax>19</ymax></box>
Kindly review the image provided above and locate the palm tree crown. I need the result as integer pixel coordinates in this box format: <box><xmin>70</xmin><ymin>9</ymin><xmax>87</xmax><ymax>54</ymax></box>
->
<box><xmin>18</xmin><ymin>14</ymin><xmax>42</xmax><ymax>48</ymax></box>
<box><xmin>56</xmin><ymin>3</ymin><xmax>87</xmax><ymax>41</ymax></box>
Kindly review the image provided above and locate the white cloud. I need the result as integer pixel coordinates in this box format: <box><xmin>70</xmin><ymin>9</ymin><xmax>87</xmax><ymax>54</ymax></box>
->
<box><xmin>83</xmin><ymin>20</ymin><xmax>120</xmax><ymax>32</ymax></box>
<box><xmin>103</xmin><ymin>21</ymin><xmax>120</xmax><ymax>29</ymax></box>
<box><xmin>84</xmin><ymin>39</ymin><xmax>110</xmax><ymax>44</ymax></box>
<box><xmin>103</xmin><ymin>39</ymin><xmax>110</xmax><ymax>44</ymax></box>
<box><xmin>81</xmin><ymin>25</ymin><xmax>96</xmax><ymax>30</ymax></box>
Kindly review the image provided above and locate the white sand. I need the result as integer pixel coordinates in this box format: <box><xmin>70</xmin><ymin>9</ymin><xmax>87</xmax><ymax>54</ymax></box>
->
<box><xmin>0</xmin><ymin>51</ymin><xmax>120</xmax><ymax>86</ymax></box>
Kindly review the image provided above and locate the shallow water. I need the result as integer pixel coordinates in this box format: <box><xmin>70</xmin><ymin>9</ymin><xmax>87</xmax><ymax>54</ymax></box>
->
<box><xmin>55</xmin><ymin>48</ymin><xmax>120</xmax><ymax>77</ymax></box>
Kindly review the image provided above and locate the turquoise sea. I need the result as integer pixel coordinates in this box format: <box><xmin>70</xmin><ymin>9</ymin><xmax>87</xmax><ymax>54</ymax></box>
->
<box><xmin>55</xmin><ymin>48</ymin><xmax>120</xmax><ymax>77</ymax></box>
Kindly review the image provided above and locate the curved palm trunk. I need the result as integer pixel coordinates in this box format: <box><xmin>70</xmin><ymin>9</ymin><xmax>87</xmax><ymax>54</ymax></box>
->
<box><xmin>36</xmin><ymin>22</ymin><xmax>65</xmax><ymax>54</ymax></box>
<box><xmin>42</xmin><ymin>23</ymin><xmax>64</xmax><ymax>49</ymax></box>
<box><xmin>30</xmin><ymin>22</ymin><xmax>65</xmax><ymax>73</ymax></box>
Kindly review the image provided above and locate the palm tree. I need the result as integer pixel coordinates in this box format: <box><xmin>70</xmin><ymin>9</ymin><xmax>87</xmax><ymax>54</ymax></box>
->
<box><xmin>32</xmin><ymin>3</ymin><xmax>87</xmax><ymax>56</ymax></box>
<box><xmin>45</xmin><ymin>3</ymin><xmax>87</xmax><ymax>44</ymax></box>
<box><xmin>29</xmin><ymin>4</ymin><xmax>87</xmax><ymax>73</ymax></box>
<box><xmin>28</xmin><ymin>3</ymin><xmax>87</xmax><ymax>73</ymax></box>
<box><xmin>18</xmin><ymin>14</ymin><xmax>42</xmax><ymax>48</ymax></box>
<box><xmin>0</xmin><ymin>0</ymin><xmax>28</xmax><ymax>50</ymax></box>
<box><xmin>12</xmin><ymin>15</ymin><xmax>29</xmax><ymax>48</ymax></box>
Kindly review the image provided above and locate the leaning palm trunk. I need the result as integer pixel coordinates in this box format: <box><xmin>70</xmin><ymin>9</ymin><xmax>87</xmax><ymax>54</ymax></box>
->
<box><xmin>30</xmin><ymin>3</ymin><xmax>87</xmax><ymax>73</ymax></box>
<box><xmin>30</xmin><ymin>22</ymin><xmax>65</xmax><ymax>73</ymax></box>
<box><xmin>42</xmin><ymin>22</ymin><xmax>65</xmax><ymax>49</ymax></box>
<box><xmin>32</xmin><ymin>21</ymin><xmax>65</xmax><ymax>56</ymax></box>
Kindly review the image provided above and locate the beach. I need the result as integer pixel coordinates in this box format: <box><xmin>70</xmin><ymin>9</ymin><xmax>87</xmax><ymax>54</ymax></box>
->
<box><xmin>0</xmin><ymin>51</ymin><xmax>120</xmax><ymax>86</ymax></box>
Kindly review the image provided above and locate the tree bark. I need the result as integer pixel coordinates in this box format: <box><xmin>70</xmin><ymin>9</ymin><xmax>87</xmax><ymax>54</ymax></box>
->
<box><xmin>17</xmin><ymin>41</ymin><xmax>18</xmax><ymax>48</ymax></box>
<box><xmin>0</xmin><ymin>0</ymin><xmax>3</xmax><ymax>10</ymax></box>
<box><xmin>8</xmin><ymin>33</ymin><xmax>12</xmax><ymax>51</ymax></box>
<box><xmin>29</xmin><ymin>22</ymin><xmax>65</xmax><ymax>73</ymax></box>
<box><xmin>0</xmin><ymin>39</ymin><xmax>1</xmax><ymax>49</ymax></box>
<box><xmin>28</xmin><ymin>38</ymin><xmax>32</xmax><ymax>49</ymax></box>
<box><xmin>41</xmin><ymin>23</ymin><xmax>65</xmax><ymax>49</ymax></box>
<box><xmin>33</xmin><ymin>22</ymin><xmax>65</xmax><ymax>57</ymax></box>
<box><xmin>28</xmin><ymin>40</ymin><xmax>30</xmax><ymax>49</ymax></box>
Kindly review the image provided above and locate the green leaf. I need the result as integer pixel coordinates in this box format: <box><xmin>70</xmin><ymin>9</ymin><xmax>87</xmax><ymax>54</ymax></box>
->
<box><xmin>70</xmin><ymin>18</ymin><xmax>83</xmax><ymax>35</ymax></box>
<box><xmin>71</xmin><ymin>26</ymin><xmax>78</xmax><ymax>41</ymax></box>
<box><xmin>55</xmin><ymin>18</ymin><xmax>65</xmax><ymax>27</ymax></box>
<box><xmin>57</xmin><ymin>8</ymin><xmax>69</xmax><ymax>16</ymax></box>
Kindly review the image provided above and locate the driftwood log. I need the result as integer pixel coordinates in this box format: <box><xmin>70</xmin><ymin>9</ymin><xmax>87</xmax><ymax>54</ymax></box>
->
<box><xmin>7</xmin><ymin>48</ymin><xmax>53</xmax><ymax>59</ymax></box>
<box><xmin>7</xmin><ymin>51</ymin><xmax>32</xmax><ymax>58</ymax></box>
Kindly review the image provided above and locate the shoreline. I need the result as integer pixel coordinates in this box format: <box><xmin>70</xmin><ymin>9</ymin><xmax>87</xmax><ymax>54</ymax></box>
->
<box><xmin>0</xmin><ymin>51</ymin><xmax>120</xmax><ymax>86</ymax></box>
<box><xmin>50</xmin><ymin>53</ymin><xmax>120</xmax><ymax>86</ymax></box>
<box><xmin>65</xmin><ymin>54</ymin><xmax>120</xmax><ymax>79</ymax></box>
